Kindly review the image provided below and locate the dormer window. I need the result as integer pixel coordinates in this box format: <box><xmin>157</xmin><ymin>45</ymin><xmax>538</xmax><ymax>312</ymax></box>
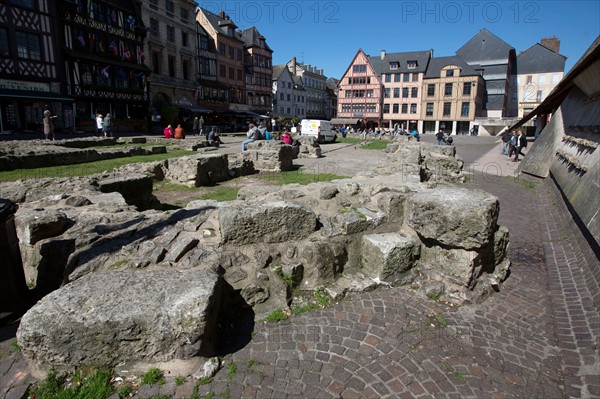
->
<box><xmin>407</xmin><ymin>60</ymin><xmax>417</xmax><ymax>69</ymax></box>
<box><xmin>446</xmin><ymin>69</ymin><xmax>455</xmax><ymax>77</ymax></box>
<box><xmin>390</xmin><ymin>62</ymin><xmax>399</xmax><ymax>70</ymax></box>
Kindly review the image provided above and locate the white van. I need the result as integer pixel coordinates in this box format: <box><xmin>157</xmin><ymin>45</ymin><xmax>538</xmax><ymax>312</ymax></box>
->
<box><xmin>299</xmin><ymin>120</ymin><xmax>337</xmax><ymax>143</ymax></box>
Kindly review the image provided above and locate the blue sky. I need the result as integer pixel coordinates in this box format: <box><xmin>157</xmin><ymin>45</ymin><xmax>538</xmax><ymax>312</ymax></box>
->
<box><xmin>195</xmin><ymin>1</ymin><xmax>600</xmax><ymax>79</ymax></box>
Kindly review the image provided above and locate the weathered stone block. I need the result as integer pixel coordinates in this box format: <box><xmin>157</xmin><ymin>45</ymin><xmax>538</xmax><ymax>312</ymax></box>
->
<box><xmin>361</xmin><ymin>232</ymin><xmax>420</xmax><ymax>285</ymax></box>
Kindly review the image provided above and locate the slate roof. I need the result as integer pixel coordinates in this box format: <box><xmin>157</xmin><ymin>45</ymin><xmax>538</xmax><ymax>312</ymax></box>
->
<box><xmin>200</xmin><ymin>8</ymin><xmax>238</xmax><ymax>35</ymax></box>
<box><xmin>517</xmin><ymin>43</ymin><xmax>566</xmax><ymax>74</ymax></box>
<box><xmin>456</xmin><ymin>29</ymin><xmax>514</xmax><ymax>64</ymax></box>
<box><xmin>367</xmin><ymin>50</ymin><xmax>431</xmax><ymax>75</ymax></box>
<box><xmin>424</xmin><ymin>56</ymin><xmax>481</xmax><ymax>78</ymax></box>
<box><xmin>272</xmin><ymin>65</ymin><xmax>288</xmax><ymax>80</ymax></box>
<box><xmin>238</xmin><ymin>27</ymin><xmax>273</xmax><ymax>52</ymax></box>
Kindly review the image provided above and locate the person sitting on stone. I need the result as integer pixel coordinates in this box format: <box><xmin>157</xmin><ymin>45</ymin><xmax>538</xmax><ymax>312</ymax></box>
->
<box><xmin>242</xmin><ymin>123</ymin><xmax>259</xmax><ymax>151</ymax></box>
<box><xmin>281</xmin><ymin>129</ymin><xmax>293</xmax><ymax>145</ymax></box>
<box><xmin>174</xmin><ymin>124</ymin><xmax>185</xmax><ymax>139</ymax></box>
<box><xmin>208</xmin><ymin>128</ymin><xmax>224</xmax><ymax>146</ymax></box>
<box><xmin>163</xmin><ymin>124</ymin><xmax>174</xmax><ymax>139</ymax></box>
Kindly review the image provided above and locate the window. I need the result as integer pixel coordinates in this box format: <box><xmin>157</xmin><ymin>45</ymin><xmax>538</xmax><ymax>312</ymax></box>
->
<box><xmin>238</xmin><ymin>69</ymin><xmax>243</xmax><ymax>81</ymax></box>
<box><xmin>149</xmin><ymin>19</ymin><xmax>159</xmax><ymax>37</ymax></box>
<box><xmin>526</xmin><ymin>75</ymin><xmax>532</xmax><ymax>84</ymax></box>
<box><xmin>463</xmin><ymin>82</ymin><xmax>472</xmax><ymax>96</ymax></box>
<box><xmin>411</xmin><ymin>87</ymin><xmax>418</xmax><ymax>98</ymax></box>
<box><xmin>536</xmin><ymin>90</ymin><xmax>543</xmax><ymax>102</ymax></box>
<box><xmin>401</xmin><ymin>88</ymin><xmax>408</xmax><ymax>98</ymax></box>
<box><xmin>538</xmin><ymin>75</ymin><xmax>546</xmax><ymax>84</ymax></box>
<box><xmin>181</xmin><ymin>32</ymin><xmax>188</xmax><ymax>47</ymax></box>
<box><xmin>410</xmin><ymin>103</ymin><xmax>417</xmax><ymax>114</ymax></box>
<box><xmin>444</xmin><ymin>83</ymin><xmax>453</xmax><ymax>96</ymax></box>
<box><xmin>180</xmin><ymin>8</ymin><xmax>189</xmax><ymax>22</ymax></box>
<box><xmin>401</xmin><ymin>104</ymin><xmax>408</xmax><ymax>114</ymax></box>
<box><xmin>385</xmin><ymin>74</ymin><xmax>391</xmax><ymax>83</ymax></box>
<box><xmin>229</xmin><ymin>67</ymin><xmax>234</xmax><ymax>80</ymax></box>
<box><xmin>0</xmin><ymin>28</ymin><xmax>9</xmax><ymax>56</ymax></box>
<box><xmin>219</xmin><ymin>43</ymin><xmax>225</xmax><ymax>56</ymax></box>
<box><xmin>353</xmin><ymin>64</ymin><xmax>366</xmax><ymax>73</ymax></box>
<box><xmin>228</xmin><ymin>46</ymin><xmax>234</xmax><ymax>59</ymax></box>
<box><xmin>237</xmin><ymin>49</ymin><xmax>243</xmax><ymax>61</ymax></box>
<box><xmin>403</xmin><ymin>73</ymin><xmax>410</xmax><ymax>82</ymax></box>
<box><xmin>165</xmin><ymin>1</ymin><xmax>174</xmax><ymax>14</ymax></box>
<box><xmin>166</xmin><ymin>26</ymin><xmax>175</xmax><ymax>42</ymax></box>
<box><xmin>394</xmin><ymin>73</ymin><xmax>400</xmax><ymax>82</ymax></box>
<box><xmin>393</xmin><ymin>104</ymin><xmax>399</xmax><ymax>113</ymax></box>
<box><xmin>149</xmin><ymin>0</ymin><xmax>158</xmax><ymax>8</ymax></box>
<box><xmin>552</xmin><ymin>74</ymin><xmax>560</xmax><ymax>84</ymax></box>
<box><xmin>390</xmin><ymin>62</ymin><xmax>399</xmax><ymax>70</ymax></box>
<box><xmin>407</xmin><ymin>60</ymin><xmax>417</xmax><ymax>69</ymax></box>
<box><xmin>168</xmin><ymin>56</ymin><xmax>175</xmax><ymax>77</ymax></box>
<box><xmin>394</xmin><ymin>88</ymin><xmax>400</xmax><ymax>98</ymax></box>
<box><xmin>151</xmin><ymin>51</ymin><xmax>160</xmax><ymax>74</ymax></box>
<box><xmin>10</xmin><ymin>0</ymin><xmax>35</xmax><ymax>9</ymax></box>
<box><xmin>219</xmin><ymin>64</ymin><xmax>226</xmax><ymax>77</ymax></box>
<box><xmin>383</xmin><ymin>104</ymin><xmax>390</xmax><ymax>113</ymax></box>
<box><xmin>426</xmin><ymin>103</ymin><xmax>433</xmax><ymax>116</ymax></box>
<box><xmin>182</xmin><ymin>60</ymin><xmax>189</xmax><ymax>80</ymax></box>
<box><xmin>427</xmin><ymin>84</ymin><xmax>435</xmax><ymax>96</ymax></box>
<box><xmin>443</xmin><ymin>102</ymin><xmax>451</xmax><ymax>116</ymax></box>
<box><xmin>384</xmin><ymin>88</ymin><xmax>390</xmax><ymax>98</ymax></box>
<box><xmin>412</xmin><ymin>73</ymin><xmax>418</xmax><ymax>82</ymax></box>
<box><xmin>461</xmin><ymin>102</ymin><xmax>470</xmax><ymax>117</ymax></box>
<box><xmin>15</xmin><ymin>31</ymin><xmax>41</xmax><ymax>60</ymax></box>
<box><xmin>446</xmin><ymin>69</ymin><xmax>454</xmax><ymax>77</ymax></box>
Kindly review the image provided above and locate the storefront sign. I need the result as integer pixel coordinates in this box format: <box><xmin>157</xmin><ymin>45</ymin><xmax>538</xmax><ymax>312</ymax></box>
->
<box><xmin>0</xmin><ymin>80</ymin><xmax>49</xmax><ymax>92</ymax></box>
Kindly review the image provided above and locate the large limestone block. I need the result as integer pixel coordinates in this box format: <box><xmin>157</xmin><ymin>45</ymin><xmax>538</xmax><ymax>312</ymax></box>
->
<box><xmin>17</xmin><ymin>269</ymin><xmax>221</xmax><ymax>377</ymax></box>
<box><xmin>296</xmin><ymin>136</ymin><xmax>322</xmax><ymax>158</ymax></box>
<box><xmin>15</xmin><ymin>209</ymin><xmax>71</xmax><ymax>245</ymax></box>
<box><xmin>165</xmin><ymin>154</ymin><xmax>229</xmax><ymax>187</ymax></box>
<box><xmin>245</xmin><ymin>141</ymin><xmax>294</xmax><ymax>171</ymax></box>
<box><xmin>218</xmin><ymin>201</ymin><xmax>317</xmax><ymax>245</ymax></box>
<box><xmin>98</xmin><ymin>173</ymin><xmax>156</xmax><ymax>209</ymax></box>
<box><xmin>298</xmin><ymin>240</ymin><xmax>347</xmax><ymax>288</ymax></box>
<box><xmin>361</xmin><ymin>232</ymin><xmax>420</xmax><ymax>285</ymax></box>
<box><xmin>407</xmin><ymin>187</ymin><xmax>499</xmax><ymax>250</ymax></box>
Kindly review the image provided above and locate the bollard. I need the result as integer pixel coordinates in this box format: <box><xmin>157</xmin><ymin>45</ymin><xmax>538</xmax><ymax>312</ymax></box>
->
<box><xmin>0</xmin><ymin>199</ymin><xmax>29</xmax><ymax>321</ymax></box>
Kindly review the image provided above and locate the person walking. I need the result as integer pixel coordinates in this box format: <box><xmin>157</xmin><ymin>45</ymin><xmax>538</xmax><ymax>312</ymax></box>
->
<box><xmin>199</xmin><ymin>116</ymin><xmax>205</xmax><ymax>137</ymax></box>
<box><xmin>96</xmin><ymin>113</ymin><xmax>104</xmax><ymax>137</ymax></box>
<box><xmin>508</xmin><ymin>130</ymin><xmax>518</xmax><ymax>159</ymax></box>
<box><xmin>192</xmin><ymin>117</ymin><xmax>200</xmax><ymax>136</ymax></box>
<box><xmin>513</xmin><ymin>130</ymin><xmax>528</xmax><ymax>162</ymax></box>
<box><xmin>42</xmin><ymin>110</ymin><xmax>57</xmax><ymax>141</ymax></box>
<box><xmin>102</xmin><ymin>113</ymin><xmax>113</xmax><ymax>137</ymax></box>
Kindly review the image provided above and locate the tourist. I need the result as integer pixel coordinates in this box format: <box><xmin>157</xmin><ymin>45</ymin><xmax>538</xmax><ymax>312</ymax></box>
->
<box><xmin>174</xmin><ymin>124</ymin><xmax>185</xmax><ymax>139</ymax></box>
<box><xmin>508</xmin><ymin>130</ymin><xmax>517</xmax><ymax>158</ymax></box>
<box><xmin>199</xmin><ymin>116</ymin><xmax>205</xmax><ymax>137</ymax></box>
<box><xmin>501</xmin><ymin>129</ymin><xmax>511</xmax><ymax>155</ymax></box>
<box><xmin>96</xmin><ymin>113</ymin><xmax>103</xmax><ymax>137</ymax></box>
<box><xmin>102</xmin><ymin>113</ymin><xmax>113</xmax><ymax>137</ymax></box>
<box><xmin>42</xmin><ymin>110</ymin><xmax>57</xmax><ymax>141</ymax></box>
<box><xmin>411</xmin><ymin>129</ymin><xmax>421</xmax><ymax>142</ymax></box>
<box><xmin>242</xmin><ymin>123</ymin><xmax>259</xmax><ymax>151</ymax></box>
<box><xmin>192</xmin><ymin>117</ymin><xmax>200</xmax><ymax>136</ymax></box>
<box><xmin>513</xmin><ymin>130</ymin><xmax>527</xmax><ymax>162</ymax></box>
<box><xmin>163</xmin><ymin>124</ymin><xmax>174</xmax><ymax>139</ymax></box>
<box><xmin>208</xmin><ymin>128</ymin><xmax>224</xmax><ymax>146</ymax></box>
<box><xmin>281</xmin><ymin>129</ymin><xmax>292</xmax><ymax>145</ymax></box>
<box><xmin>436</xmin><ymin>130</ymin><xmax>444</xmax><ymax>145</ymax></box>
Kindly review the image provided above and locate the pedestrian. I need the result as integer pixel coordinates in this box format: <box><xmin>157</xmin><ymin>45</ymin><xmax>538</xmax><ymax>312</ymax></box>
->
<box><xmin>513</xmin><ymin>130</ymin><xmax>527</xmax><ymax>162</ymax></box>
<box><xmin>163</xmin><ymin>124</ymin><xmax>174</xmax><ymax>139</ymax></box>
<box><xmin>508</xmin><ymin>130</ymin><xmax>517</xmax><ymax>158</ymax></box>
<box><xmin>174</xmin><ymin>124</ymin><xmax>185</xmax><ymax>139</ymax></box>
<box><xmin>436</xmin><ymin>130</ymin><xmax>444</xmax><ymax>145</ymax></box>
<box><xmin>199</xmin><ymin>116</ymin><xmax>205</xmax><ymax>137</ymax></box>
<box><xmin>96</xmin><ymin>113</ymin><xmax>104</xmax><ymax>137</ymax></box>
<box><xmin>501</xmin><ymin>129</ymin><xmax>511</xmax><ymax>155</ymax></box>
<box><xmin>242</xmin><ymin>123</ymin><xmax>259</xmax><ymax>151</ymax></box>
<box><xmin>42</xmin><ymin>110</ymin><xmax>57</xmax><ymax>141</ymax></box>
<box><xmin>102</xmin><ymin>113</ymin><xmax>113</xmax><ymax>137</ymax></box>
<box><xmin>192</xmin><ymin>117</ymin><xmax>200</xmax><ymax>136</ymax></box>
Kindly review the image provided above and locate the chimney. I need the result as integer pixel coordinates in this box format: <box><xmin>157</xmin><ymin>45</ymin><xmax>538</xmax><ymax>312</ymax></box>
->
<box><xmin>381</xmin><ymin>50</ymin><xmax>386</xmax><ymax>60</ymax></box>
<box><xmin>541</xmin><ymin>36</ymin><xmax>560</xmax><ymax>53</ymax></box>
<box><xmin>291</xmin><ymin>57</ymin><xmax>297</xmax><ymax>75</ymax></box>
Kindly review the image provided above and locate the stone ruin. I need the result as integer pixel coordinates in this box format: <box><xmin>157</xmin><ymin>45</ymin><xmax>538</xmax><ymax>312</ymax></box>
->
<box><xmin>4</xmin><ymin>138</ymin><xmax>511</xmax><ymax>378</ymax></box>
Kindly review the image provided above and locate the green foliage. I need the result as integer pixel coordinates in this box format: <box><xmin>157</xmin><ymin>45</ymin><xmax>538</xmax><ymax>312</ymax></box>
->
<box><xmin>292</xmin><ymin>303</ymin><xmax>318</xmax><ymax>315</ymax></box>
<box><xmin>361</xmin><ymin>140</ymin><xmax>390</xmax><ymax>150</ymax></box>
<box><xmin>434</xmin><ymin>313</ymin><xmax>448</xmax><ymax>328</ymax></box>
<box><xmin>197</xmin><ymin>375</ymin><xmax>213</xmax><ymax>385</ymax></box>
<box><xmin>198</xmin><ymin>187</ymin><xmax>239</xmax><ymax>202</ymax></box>
<box><xmin>338</xmin><ymin>137</ymin><xmax>364</xmax><ymax>144</ymax></box>
<box><xmin>220</xmin><ymin>388</ymin><xmax>231</xmax><ymax>399</ymax></box>
<box><xmin>246</xmin><ymin>359</ymin><xmax>256</xmax><ymax>369</ymax></box>
<box><xmin>427</xmin><ymin>293</ymin><xmax>441</xmax><ymax>302</ymax></box>
<box><xmin>141</xmin><ymin>368</ymin><xmax>165</xmax><ymax>385</ymax></box>
<box><xmin>153</xmin><ymin>180</ymin><xmax>198</xmax><ymax>192</ymax></box>
<box><xmin>314</xmin><ymin>289</ymin><xmax>332</xmax><ymax>307</ymax></box>
<box><xmin>117</xmin><ymin>385</ymin><xmax>132</xmax><ymax>398</ymax></box>
<box><xmin>0</xmin><ymin>150</ymin><xmax>196</xmax><ymax>182</ymax></box>
<box><xmin>30</xmin><ymin>368</ymin><xmax>113</xmax><ymax>399</ymax></box>
<box><xmin>226</xmin><ymin>363</ymin><xmax>237</xmax><ymax>382</ymax></box>
<box><xmin>265</xmin><ymin>308</ymin><xmax>289</xmax><ymax>322</ymax></box>
<box><xmin>260</xmin><ymin>170</ymin><xmax>348</xmax><ymax>186</ymax></box>
<box><xmin>175</xmin><ymin>376</ymin><xmax>186</xmax><ymax>386</ymax></box>
<box><xmin>205</xmin><ymin>392</ymin><xmax>215</xmax><ymax>399</ymax></box>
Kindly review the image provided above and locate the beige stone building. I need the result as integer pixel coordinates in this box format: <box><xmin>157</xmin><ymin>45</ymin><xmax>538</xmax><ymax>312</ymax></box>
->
<box><xmin>421</xmin><ymin>56</ymin><xmax>484</xmax><ymax>134</ymax></box>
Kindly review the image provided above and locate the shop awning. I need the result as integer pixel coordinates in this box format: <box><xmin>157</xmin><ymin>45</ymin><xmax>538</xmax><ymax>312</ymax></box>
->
<box><xmin>0</xmin><ymin>89</ymin><xmax>74</xmax><ymax>102</ymax></box>
<box><xmin>330</xmin><ymin>118</ymin><xmax>361</xmax><ymax>125</ymax></box>
<box><xmin>177</xmin><ymin>104</ymin><xmax>213</xmax><ymax>113</ymax></box>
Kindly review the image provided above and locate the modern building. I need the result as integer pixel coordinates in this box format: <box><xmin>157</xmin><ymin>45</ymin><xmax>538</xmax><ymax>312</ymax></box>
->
<box><xmin>61</xmin><ymin>0</ymin><xmax>150</xmax><ymax>133</ymax></box>
<box><xmin>516</xmin><ymin>38</ymin><xmax>566</xmax><ymax>135</ymax></box>
<box><xmin>371</xmin><ymin>49</ymin><xmax>431</xmax><ymax>132</ymax></box>
<box><xmin>142</xmin><ymin>0</ymin><xmax>201</xmax><ymax>125</ymax></box>
<box><xmin>239</xmin><ymin>26</ymin><xmax>273</xmax><ymax>116</ymax></box>
<box><xmin>288</xmin><ymin>58</ymin><xmax>327</xmax><ymax>120</ymax></box>
<box><xmin>456</xmin><ymin>29</ymin><xmax>517</xmax><ymax>135</ymax></box>
<box><xmin>336</xmin><ymin>49</ymin><xmax>382</xmax><ymax>128</ymax></box>
<box><xmin>421</xmin><ymin>56</ymin><xmax>484</xmax><ymax>134</ymax></box>
<box><xmin>0</xmin><ymin>0</ymin><xmax>72</xmax><ymax>133</ymax></box>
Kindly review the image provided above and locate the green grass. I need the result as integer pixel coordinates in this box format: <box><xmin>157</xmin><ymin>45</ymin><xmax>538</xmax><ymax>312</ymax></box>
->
<box><xmin>153</xmin><ymin>180</ymin><xmax>198</xmax><ymax>192</ymax></box>
<box><xmin>220</xmin><ymin>388</ymin><xmax>231</xmax><ymax>399</ymax></box>
<box><xmin>337</xmin><ymin>137</ymin><xmax>364</xmax><ymax>144</ymax></box>
<box><xmin>0</xmin><ymin>150</ymin><xmax>195</xmax><ymax>182</ymax></box>
<box><xmin>198</xmin><ymin>186</ymin><xmax>239</xmax><ymax>202</ymax></box>
<box><xmin>291</xmin><ymin>303</ymin><xmax>318</xmax><ymax>315</ymax></box>
<box><xmin>30</xmin><ymin>368</ymin><xmax>113</xmax><ymax>399</ymax></box>
<box><xmin>197</xmin><ymin>375</ymin><xmax>213</xmax><ymax>385</ymax></box>
<box><xmin>265</xmin><ymin>308</ymin><xmax>289</xmax><ymax>322</ymax></box>
<box><xmin>175</xmin><ymin>376</ymin><xmax>186</xmax><ymax>386</ymax></box>
<box><xmin>141</xmin><ymin>368</ymin><xmax>165</xmax><ymax>385</ymax></box>
<box><xmin>226</xmin><ymin>362</ymin><xmax>237</xmax><ymax>382</ymax></box>
<box><xmin>434</xmin><ymin>313</ymin><xmax>448</xmax><ymax>328</ymax></box>
<box><xmin>117</xmin><ymin>385</ymin><xmax>132</xmax><ymax>399</ymax></box>
<box><xmin>314</xmin><ymin>289</ymin><xmax>332</xmax><ymax>307</ymax></box>
<box><xmin>427</xmin><ymin>293</ymin><xmax>441</xmax><ymax>302</ymax></box>
<box><xmin>260</xmin><ymin>170</ymin><xmax>348</xmax><ymax>186</ymax></box>
<box><xmin>361</xmin><ymin>140</ymin><xmax>390</xmax><ymax>150</ymax></box>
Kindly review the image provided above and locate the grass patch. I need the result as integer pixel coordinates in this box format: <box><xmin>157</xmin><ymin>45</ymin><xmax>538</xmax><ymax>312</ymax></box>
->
<box><xmin>117</xmin><ymin>385</ymin><xmax>132</xmax><ymax>398</ymax></box>
<box><xmin>141</xmin><ymin>368</ymin><xmax>165</xmax><ymax>385</ymax></box>
<box><xmin>265</xmin><ymin>308</ymin><xmax>289</xmax><ymax>322</ymax></box>
<box><xmin>175</xmin><ymin>376</ymin><xmax>186</xmax><ymax>386</ymax></box>
<box><xmin>30</xmin><ymin>368</ymin><xmax>113</xmax><ymax>399</ymax></box>
<box><xmin>427</xmin><ymin>293</ymin><xmax>441</xmax><ymax>302</ymax></box>
<box><xmin>220</xmin><ymin>388</ymin><xmax>231</xmax><ymax>399</ymax></box>
<box><xmin>0</xmin><ymin>150</ymin><xmax>195</xmax><ymax>182</ymax></box>
<box><xmin>314</xmin><ymin>289</ymin><xmax>332</xmax><ymax>307</ymax></box>
<box><xmin>198</xmin><ymin>186</ymin><xmax>239</xmax><ymax>202</ymax></box>
<box><xmin>291</xmin><ymin>303</ymin><xmax>318</xmax><ymax>315</ymax></box>
<box><xmin>197</xmin><ymin>375</ymin><xmax>213</xmax><ymax>385</ymax></box>
<box><xmin>153</xmin><ymin>180</ymin><xmax>198</xmax><ymax>192</ymax></box>
<box><xmin>361</xmin><ymin>140</ymin><xmax>390</xmax><ymax>150</ymax></box>
<box><xmin>226</xmin><ymin>363</ymin><xmax>237</xmax><ymax>382</ymax></box>
<box><xmin>260</xmin><ymin>169</ymin><xmax>348</xmax><ymax>186</ymax></box>
<box><xmin>434</xmin><ymin>313</ymin><xmax>448</xmax><ymax>328</ymax></box>
<box><xmin>338</xmin><ymin>137</ymin><xmax>364</xmax><ymax>144</ymax></box>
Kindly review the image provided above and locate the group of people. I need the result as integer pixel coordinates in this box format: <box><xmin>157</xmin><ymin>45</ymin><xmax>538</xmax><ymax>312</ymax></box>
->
<box><xmin>163</xmin><ymin>116</ymin><xmax>224</xmax><ymax>145</ymax></box>
<box><xmin>435</xmin><ymin>130</ymin><xmax>453</xmax><ymax>146</ymax></box>
<box><xmin>242</xmin><ymin>122</ymin><xmax>293</xmax><ymax>151</ymax></box>
<box><xmin>162</xmin><ymin>124</ymin><xmax>186</xmax><ymax>139</ymax></box>
<box><xmin>95</xmin><ymin>113</ymin><xmax>113</xmax><ymax>137</ymax></box>
<box><xmin>501</xmin><ymin>129</ymin><xmax>528</xmax><ymax>162</ymax></box>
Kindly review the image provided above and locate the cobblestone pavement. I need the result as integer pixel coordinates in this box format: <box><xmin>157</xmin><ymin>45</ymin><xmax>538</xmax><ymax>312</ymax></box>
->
<box><xmin>1</xmin><ymin>135</ymin><xmax>598</xmax><ymax>398</ymax></box>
